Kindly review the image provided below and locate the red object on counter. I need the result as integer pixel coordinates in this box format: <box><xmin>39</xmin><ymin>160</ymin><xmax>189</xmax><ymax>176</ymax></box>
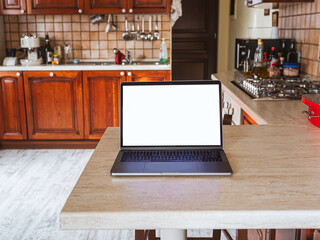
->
<box><xmin>301</xmin><ymin>94</ymin><xmax>320</xmax><ymax>127</ymax></box>
<box><xmin>115</xmin><ymin>50</ymin><xmax>125</xmax><ymax>64</ymax></box>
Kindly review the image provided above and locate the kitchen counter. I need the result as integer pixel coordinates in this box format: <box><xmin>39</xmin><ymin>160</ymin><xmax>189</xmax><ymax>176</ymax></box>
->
<box><xmin>213</xmin><ymin>70</ymin><xmax>308</xmax><ymax>125</ymax></box>
<box><xmin>61</xmin><ymin>125</ymin><xmax>320</xmax><ymax>230</ymax></box>
<box><xmin>0</xmin><ymin>63</ymin><xmax>171</xmax><ymax>71</ymax></box>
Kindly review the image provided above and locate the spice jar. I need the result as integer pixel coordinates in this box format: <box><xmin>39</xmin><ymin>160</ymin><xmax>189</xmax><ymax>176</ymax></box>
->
<box><xmin>283</xmin><ymin>63</ymin><xmax>299</xmax><ymax>77</ymax></box>
<box><xmin>53</xmin><ymin>55</ymin><xmax>60</xmax><ymax>65</ymax></box>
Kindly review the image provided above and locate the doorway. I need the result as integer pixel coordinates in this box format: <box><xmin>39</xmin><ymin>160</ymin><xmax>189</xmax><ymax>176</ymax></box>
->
<box><xmin>172</xmin><ymin>0</ymin><xmax>219</xmax><ymax>80</ymax></box>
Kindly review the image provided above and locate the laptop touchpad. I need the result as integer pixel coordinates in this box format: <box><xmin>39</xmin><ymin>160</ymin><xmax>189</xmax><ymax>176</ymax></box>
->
<box><xmin>144</xmin><ymin>162</ymin><xmax>197</xmax><ymax>173</ymax></box>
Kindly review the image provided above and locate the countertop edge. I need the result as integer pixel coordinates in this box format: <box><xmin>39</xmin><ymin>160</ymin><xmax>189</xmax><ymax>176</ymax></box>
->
<box><xmin>0</xmin><ymin>64</ymin><xmax>172</xmax><ymax>71</ymax></box>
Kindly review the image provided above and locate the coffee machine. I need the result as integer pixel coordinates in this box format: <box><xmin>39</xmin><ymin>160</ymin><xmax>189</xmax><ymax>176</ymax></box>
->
<box><xmin>20</xmin><ymin>34</ymin><xmax>43</xmax><ymax>66</ymax></box>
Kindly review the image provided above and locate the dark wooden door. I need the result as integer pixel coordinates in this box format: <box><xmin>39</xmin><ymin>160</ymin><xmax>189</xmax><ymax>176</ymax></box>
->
<box><xmin>23</xmin><ymin>71</ymin><xmax>84</xmax><ymax>140</ymax></box>
<box><xmin>172</xmin><ymin>0</ymin><xmax>218</xmax><ymax>80</ymax></box>
<box><xmin>27</xmin><ymin>0</ymin><xmax>84</xmax><ymax>14</ymax></box>
<box><xmin>0</xmin><ymin>0</ymin><xmax>27</xmax><ymax>14</ymax></box>
<box><xmin>85</xmin><ymin>0</ymin><xmax>126</xmax><ymax>14</ymax></box>
<box><xmin>83</xmin><ymin>71</ymin><xmax>125</xmax><ymax>139</ymax></box>
<box><xmin>128</xmin><ymin>0</ymin><xmax>171</xmax><ymax>14</ymax></box>
<box><xmin>127</xmin><ymin>70</ymin><xmax>171</xmax><ymax>82</ymax></box>
<box><xmin>0</xmin><ymin>72</ymin><xmax>27</xmax><ymax>140</ymax></box>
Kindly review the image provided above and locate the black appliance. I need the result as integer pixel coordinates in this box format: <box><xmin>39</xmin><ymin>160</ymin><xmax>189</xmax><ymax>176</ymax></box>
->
<box><xmin>235</xmin><ymin>38</ymin><xmax>293</xmax><ymax>70</ymax></box>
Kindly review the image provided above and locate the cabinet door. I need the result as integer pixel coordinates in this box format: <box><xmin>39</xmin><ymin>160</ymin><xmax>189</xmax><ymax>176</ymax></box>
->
<box><xmin>128</xmin><ymin>0</ymin><xmax>171</xmax><ymax>14</ymax></box>
<box><xmin>127</xmin><ymin>70</ymin><xmax>171</xmax><ymax>82</ymax></box>
<box><xmin>0</xmin><ymin>72</ymin><xmax>27</xmax><ymax>140</ymax></box>
<box><xmin>27</xmin><ymin>0</ymin><xmax>84</xmax><ymax>14</ymax></box>
<box><xmin>85</xmin><ymin>0</ymin><xmax>126</xmax><ymax>14</ymax></box>
<box><xmin>242</xmin><ymin>110</ymin><xmax>258</xmax><ymax>125</ymax></box>
<box><xmin>23</xmin><ymin>71</ymin><xmax>84</xmax><ymax>140</ymax></box>
<box><xmin>0</xmin><ymin>0</ymin><xmax>27</xmax><ymax>14</ymax></box>
<box><xmin>83</xmin><ymin>71</ymin><xmax>125</xmax><ymax>139</ymax></box>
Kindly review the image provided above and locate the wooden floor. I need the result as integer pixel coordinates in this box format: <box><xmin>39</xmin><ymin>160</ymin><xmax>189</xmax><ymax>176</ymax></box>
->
<box><xmin>0</xmin><ymin>149</ymin><xmax>225</xmax><ymax>240</ymax></box>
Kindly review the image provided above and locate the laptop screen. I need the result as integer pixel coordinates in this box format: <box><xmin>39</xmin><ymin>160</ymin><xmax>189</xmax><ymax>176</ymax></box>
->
<box><xmin>121</xmin><ymin>81</ymin><xmax>222</xmax><ymax>147</ymax></box>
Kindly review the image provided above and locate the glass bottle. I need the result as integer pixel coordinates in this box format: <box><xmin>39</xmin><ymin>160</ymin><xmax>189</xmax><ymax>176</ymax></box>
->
<box><xmin>252</xmin><ymin>39</ymin><xmax>269</xmax><ymax>79</ymax></box>
<box><xmin>44</xmin><ymin>32</ymin><xmax>53</xmax><ymax>65</ymax></box>
<box><xmin>287</xmin><ymin>40</ymin><xmax>298</xmax><ymax>63</ymax></box>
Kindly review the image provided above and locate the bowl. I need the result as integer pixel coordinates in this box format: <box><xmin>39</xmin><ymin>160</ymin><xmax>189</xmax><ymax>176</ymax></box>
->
<box><xmin>73</xmin><ymin>59</ymin><xmax>80</xmax><ymax>64</ymax></box>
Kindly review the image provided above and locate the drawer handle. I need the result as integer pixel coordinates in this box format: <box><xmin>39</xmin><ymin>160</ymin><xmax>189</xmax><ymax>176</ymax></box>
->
<box><xmin>122</xmin><ymin>9</ymin><xmax>126</xmax><ymax>13</ymax></box>
<box><xmin>127</xmin><ymin>72</ymin><xmax>132</xmax><ymax>76</ymax></box>
<box><xmin>129</xmin><ymin>9</ymin><xmax>133</xmax><ymax>13</ymax></box>
<box><xmin>49</xmin><ymin>72</ymin><xmax>54</xmax><ymax>77</ymax></box>
<box><xmin>78</xmin><ymin>9</ymin><xmax>82</xmax><ymax>14</ymax></box>
<box><xmin>120</xmin><ymin>71</ymin><xmax>125</xmax><ymax>76</ymax></box>
<box><xmin>16</xmin><ymin>72</ymin><xmax>21</xmax><ymax>77</ymax></box>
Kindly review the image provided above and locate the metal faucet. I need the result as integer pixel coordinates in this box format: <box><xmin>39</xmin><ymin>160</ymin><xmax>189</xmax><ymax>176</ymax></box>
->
<box><xmin>113</xmin><ymin>48</ymin><xmax>133</xmax><ymax>65</ymax></box>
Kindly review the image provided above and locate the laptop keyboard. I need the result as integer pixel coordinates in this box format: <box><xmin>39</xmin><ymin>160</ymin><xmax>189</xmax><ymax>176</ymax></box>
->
<box><xmin>121</xmin><ymin>150</ymin><xmax>222</xmax><ymax>162</ymax></box>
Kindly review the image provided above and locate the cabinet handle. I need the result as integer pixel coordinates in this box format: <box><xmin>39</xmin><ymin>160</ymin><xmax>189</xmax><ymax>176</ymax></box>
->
<box><xmin>78</xmin><ymin>9</ymin><xmax>82</xmax><ymax>14</ymax></box>
<box><xmin>122</xmin><ymin>9</ymin><xmax>126</xmax><ymax>13</ymax></box>
<box><xmin>21</xmin><ymin>10</ymin><xmax>25</xmax><ymax>14</ymax></box>
<box><xmin>127</xmin><ymin>72</ymin><xmax>132</xmax><ymax>76</ymax></box>
<box><xmin>129</xmin><ymin>9</ymin><xmax>133</xmax><ymax>13</ymax></box>
<box><xmin>120</xmin><ymin>71</ymin><xmax>125</xmax><ymax>76</ymax></box>
<box><xmin>49</xmin><ymin>72</ymin><xmax>54</xmax><ymax>77</ymax></box>
<box><xmin>16</xmin><ymin>72</ymin><xmax>21</xmax><ymax>77</ymax></box>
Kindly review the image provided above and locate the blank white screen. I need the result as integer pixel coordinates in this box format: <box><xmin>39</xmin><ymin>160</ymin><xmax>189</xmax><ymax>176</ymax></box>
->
<box><xmin>122</xmin><ymin>84</ymin><xmax>221</xmax><ymax>146</ymax></box>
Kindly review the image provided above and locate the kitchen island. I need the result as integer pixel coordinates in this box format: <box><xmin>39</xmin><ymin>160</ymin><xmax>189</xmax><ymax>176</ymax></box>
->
<box><xmin>213</xmin><ymin>70</ymin><xmax>309</xmax><ymax>125</ymax></box>
<box><xmin>61</xmin><ymin>125</ymin><xmax>320</xmax><ymax>239</ymax></box>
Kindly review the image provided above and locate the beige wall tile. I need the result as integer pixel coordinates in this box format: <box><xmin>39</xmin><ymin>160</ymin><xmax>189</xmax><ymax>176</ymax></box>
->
<box><xmin>63</xmin><ymin>23</ymin><xmax>72</xmax><ymax>32</ymax></box>
<box><xmin>90</xmin><ymin>41</ymin><xmax>99</xmax><ymax>50</ymax></box>
<box><xmin>72</xmin><ymin>23</ymin><xmax>81</xmax><ymax>32</ymax></box>
<box><xmin>3</xmin><ymin>14</ymin><xmax>171</xmax><ymax>61</ymax></box>
<box><xmin>81</xmin><ymin>32</ymin><xmax>90</xmax><ymax>40</ymax></box>
<box><xmin>46</xmin><ymin>23</ymin><xmax>54</xmax><ymax>32</ymax></box>
<box><xmin>45</xmin><ymin>15</ymin><xmax>54</xmax><ymax>23</ymax></box>
<box><xmin>54</xmin><ymin>15</ymin><xmax>63</xmax><ymax>22</ymax></box>
<box><xmin>90</xmin><ymin>32</ymin><xmax>99</xmax><ymax>40</ymax></box>
<box><xmin>82</xmin><ymin>50</ymin><xmax>91</xmax><ymax>58</ymax></box>
<box><xmin>91</xmin><ymin>50</ymin><xmax>99</xmax><ymax>58</ymax></box>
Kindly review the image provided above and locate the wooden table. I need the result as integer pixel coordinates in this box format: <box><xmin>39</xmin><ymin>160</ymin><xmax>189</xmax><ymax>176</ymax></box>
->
<box><xmin>61</xmin><ymin>125</ymin><xmax>320</xmax><ymax>240</ymax></box>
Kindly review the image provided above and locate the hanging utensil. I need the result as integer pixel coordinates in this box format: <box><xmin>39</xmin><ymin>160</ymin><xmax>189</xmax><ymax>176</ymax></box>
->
<box><xmin>147</xmin><ymin>15</ymin><xmax>153</xmax><ymax>41</ymax></box>
<box><xmin>136</xmin><ymin>15</ymin><xmax>140</xmax><ymax>35</ymax></box>
<box><xmin>111</xmin><ymin>15</ymin><xmax>117</xmax><ymax>30</ymax></box>
<box><xmin>130</xmin><ymin>15</ymin><xmax>137</xmax><ymax>40</ymax></box>
<box><xmin>154</xmin><ymin>15</ymin><xmax>160</xmax><ymax>40</ymax></box>
<box><xmin>139</xmin><ymin>15</ymin><xmax>146</xmax><ymax>40</ymax></box>
<box><xmin>122</xmin><ymin>15</ymin><xmax>131</xmax><ymax>40</ymax></box>
<box><xmin>105</xmin><ymin>14</ymin><xmax>111</xmax><ymax>33</ymax></box>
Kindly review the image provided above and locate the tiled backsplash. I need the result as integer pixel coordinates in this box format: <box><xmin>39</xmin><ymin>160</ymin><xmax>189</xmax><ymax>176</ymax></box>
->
<box><xmin>279</xmin><ymin>1</ymin><xmax>320</xmax><ymax>77</ymax></box>
<box><xmin>3</xmin><ymin>14</ymin><xmax>171</xmax><ymax>61</ymax></box>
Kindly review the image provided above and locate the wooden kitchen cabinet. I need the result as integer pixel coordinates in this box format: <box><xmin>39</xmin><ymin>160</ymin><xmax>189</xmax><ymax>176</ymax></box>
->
<box><xmin>85</xmin><ymin>0</ymin><xmax>124</xmax><ymax>14</ymax></box>
<box><xmin>27</xmin><ymin>0</ymin><xmax>84</xmax><ymax>14</ymax></box>
<box><xmin>83</xmin><ymin>71</ymin><xmax>125</xmax><ymax>139</ymax></box>
<box><xmin>0</xmin><ymin>0</ymin><xmax>27</xmax><ymax>14</ymax></box>
<box><xmin>247</xmin><ymin>0</ymin><xmax>313</xmax><ymax>7</ymax></box>
<box><xmin>0</xmin><ymin>72</ymin><xmax>27</xmax><ymax>140</ymax></box>
<box><xmin>128</xmin><ymin>0</ymin><xmax>171</xmax><ymax>14</ymax></box>
<box><xmin>127</xmin><ymin>70</ymin><xmax>171</xmax><ymax>82</ymax></box>
<box><xmin>23</xmin><ymin>71</ymin><xmax>84</xmax><ymax>140</ymax></box>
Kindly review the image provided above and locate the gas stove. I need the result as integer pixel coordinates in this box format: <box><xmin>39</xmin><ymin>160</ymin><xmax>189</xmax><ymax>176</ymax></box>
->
<box><xmin>231</xmin><ymin>76</ymin><xmax>320</xmax><ymax>100</ymax></box>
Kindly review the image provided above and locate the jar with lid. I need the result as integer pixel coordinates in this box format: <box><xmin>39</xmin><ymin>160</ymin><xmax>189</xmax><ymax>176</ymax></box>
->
<box><xmin>283</xmin><ymin>63</ymin><xmax>299</xmax><ymax>77</ymax></box>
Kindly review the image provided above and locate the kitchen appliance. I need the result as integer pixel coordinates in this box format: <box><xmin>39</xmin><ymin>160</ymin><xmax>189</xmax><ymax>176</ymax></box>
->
<box><xmin>235</xmin><ymin>38</ymin><xmax>292</xmax><ymax>70</ymax></box>
<box><xmin>232</xmin><ymin>76</ymin><xmax>320</xmax><ymax>101</ymax></box>
<box><xmin>3</xmin><ymin>48</ymin><xmax>18</xmax><ymax>66</ymax></box>
<box><xmin>302</xmin><ymin>94</ymin><xmax>320</xmax><ymax>127</ymax></box>
<box><xmin>20</xmin><ymin>34</ymin><xmax>43</xmax><ymax>66</ymax></box>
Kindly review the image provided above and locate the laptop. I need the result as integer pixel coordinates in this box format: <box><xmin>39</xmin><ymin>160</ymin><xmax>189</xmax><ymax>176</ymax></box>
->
<box><xmin>110</xmin><ymin>80</ymin><xmax>233</xmax><ymax>176</ymax></box>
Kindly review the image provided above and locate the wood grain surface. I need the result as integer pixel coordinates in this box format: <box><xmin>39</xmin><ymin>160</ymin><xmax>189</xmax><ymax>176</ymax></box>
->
<box><xmin>214</xmin><ymin>70</ymin><xmax>309</xmax><ymax>125</ymax></box>
<box><xmin>61</xmin><ymin>125</ymin><xmax>320</xmax><ymax>230</ymax></box>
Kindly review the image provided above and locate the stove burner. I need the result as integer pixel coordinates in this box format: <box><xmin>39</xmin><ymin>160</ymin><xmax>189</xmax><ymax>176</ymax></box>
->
<box><xmin>232</xmin><ymin>76</ymin><xmax>320</xmax><ymax>100</ymax></box>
